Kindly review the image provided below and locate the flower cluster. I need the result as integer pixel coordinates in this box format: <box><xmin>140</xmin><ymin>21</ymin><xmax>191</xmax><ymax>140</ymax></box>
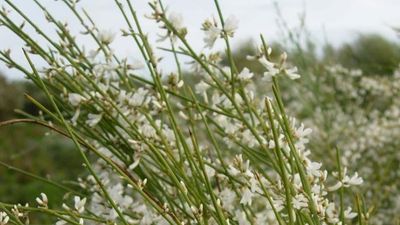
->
<box><xmin>202</xmin><ymin>15</ymin><xmax>239</xmax><ymax>48</ymax></box>
<box><xmin>284</xmin><ymin>63</ymin><xmax>400</xmax><ymax>224</ymax></box>
<box><xmin>0</xmin><ymin>0</ymin><xmax>365</xmax><ymax>225</ymax></box>
<box><xmin>0</xmin><ymin>212</ymin><xmax>9</xmax><ymax>225</ymax></box>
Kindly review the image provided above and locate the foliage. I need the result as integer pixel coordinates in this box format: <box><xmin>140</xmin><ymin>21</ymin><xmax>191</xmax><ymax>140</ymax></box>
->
<box><xmin>333</xmin><ymin>34</ymin><xmax>400</xmax><ymax>75</ymax></box>
<box><xmin>0</xmin><ymin>1</ymin><xmax>391</xmax><ymax>225</ymax></box>
<box><xmin>0</xmin><ymin>74</ymin><xmax>83</xmax><ymax>223</ymax></box>
<box><xmin>226</xmin><ymin>32</ymin><xmax>400</xmax><ymax>225</ymax></box>
<box><xmin>0</xmin><ymin>75</ymin><xmax>24</xmax><ymax>120</ymax></box>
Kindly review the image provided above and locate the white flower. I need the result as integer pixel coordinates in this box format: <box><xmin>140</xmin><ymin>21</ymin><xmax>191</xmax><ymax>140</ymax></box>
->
<box><xmin>68</xmin><ymin>93</ymin><xmax>86</xmax><ymax>107</ymax></box>
<box><xmin>195</xmin><ymin>81</ymin><xmax>210</xmax><ymax>94</ymax></box>
<box><xmin>140</xmin><ymin>124</ymin><xmax>157</xmax><ymax>139</ymax></box>
<box><xmin>86</xmin><ymin>113</ymin><xmax>102</xmax><ymax>127</ymax></box>
<box><xmin>311</xmin><ymin>184</ymin><xmax>327</xmax><ymax>196</ymax></box>
<box><xmin>128</xmin><ymin>158</ymin><xmax>141</xmax><ymax>170</ymax></box>
<box><xmin>237</xmin><ymin>67</ymin><xmax>254</xmax><ymax>81</ymax></box>
<box><xmin>259</xmin><ymin>57</ymin><xmax>279</xmax><ymax>79</ymax></box>
<box><xmin>292</xmin><ymin>173</ymin><xmax>303</xmax><ymax>190</ymax></box>
<box><xmin>329</xmin><ymin>170</ymin><xmax>364</xmax><ymax>191</ymax></box>
<box><xmin>249</xmin><ymin>176</ymin><xmax>261</xmax><ymax>193</ymax></box>
<box><xmin>342</xmin><ymin>172</ymin><xmax>363</xmax><ymax>186</ymax></box>
<box><xmin>326</xmin><ymin>203</ymin><xmax>340</xmax><ymax>224</ymax></box>
<box><xmin>176</xmin><ymin>80</ymin><xmax>184</xmax><ymax>88</ymax></box>
<box><xmin>223</xmin><ymin>15</ymin><xmax>239</xmax><ymax>37</ymax></box>
<box><xmin>295</xmin><ymin>123</ymin><xmax>312</xmax><ymax>138</ymax></box>
<box><xmin>10</xmin><ymin>205</ymin><xmax>23</xmax><ymax>218</ymax></box>
<box><xmin>344</xmin><ymin>207</ymin><xmax>357</xmax><ymax>219</ymax></box>
<box><xmin>36</xmin><ymin>193</ymin><xmax>48</xmax><ymax>207</ymax></box>
<box><xmin>203</xmin><ymin>26</ymin><xmax>221</xmax><ymax>48</ymax></box>
<box><xmin>127</xmin><ymin>59</ymin><xmax>145</xmax><ymax>70</ymax></box>
<box><xmin>130</xmin><ymin>88</ymin><xmax>149</xmax><ymax>107</ymax></box>
<box><xmin>205</xmin><ymin>164</ymin><xmax>216</xmax><ymax>178</ymax></box>
<box><xmin>71</xmin><ymin>107</ymin><xmax>80</xmax><ymax>126</ymax></box>
<box><xmin>292</xmin><ymin>194</ymin><xmax>308</xmax><ymax>209</ymax></box>
<box><xmin>219</xmin><ymin>188</ymin><xmax>236</xmax><ymax>212</ymax></box>
<box><xmin>242</xmin><ymin>130</ymin><xmax>259</xmax><ymax>147</ymax></box>
<box><xmin>285</xmin><ymin>66</ymin><xmax>301</xmax><ymax>80</ymax></box>
<box><xmin>328</xmin><ymin>182</ymin><xmax>343</xmax><ymax>192</ymax></box>
<box><xmin>202</xmin><ymin>17</ymin><xmax>222</xmax><ymax>48</ymax></box>
<box><xmin>306</xmin><ymin>161</ymin><xmax>323</xmax><ymax>177</ymax></box>
<box><xmin>0</xmin><ymin>212</ymin><xmax>9</xmax><ymax>225</ymax></box>
<box><xmin>97</xmin><ymin>29</ymin><xmax>115</xmax><ymax>45</ymax></box>
<box><xmin>240</xmin><ymin>188</ymin><xmax>253</xmax><ymax>206</ymax></box>
<box><xmin>55</xmin><ymin>220</ymin><xmax>67</xmax><ymax>225</ymax></box>
<box><xmin>168</xmin><ymin>12</ymin><xmax>185</xmax><ymax>31</ymax></box>
<box><xmin>158</xmin><ymin>11</ymin><xmax>186</xmax><ymax>42</ymax></box>
<box><xmin>178</xmin><ymin>111</ymin><xmax>189</xmax><ymax>120</ymax></box>
<box><xmin>228</xmin><ymin>165</ymin><xmax>241</xmax><ymax>176</ymax></box>
<box><xmin>166</xmin><ymin>73</ymin><xmax>184</xmax><ymax>89</ymax></box>
<box><xmin>235</xmin><ymin>210</ymin><xmax>251</xmax><ymax>225</ymax></box>
<box><xmin>280</xmin><ymin>52</ymin><xmax>288</xmax><ymax>62</ymax></box>
<box><xmin>74</xmin><ymin>196</ymin><xmax>87</xmax><ymax>213</ymax></box>
<box><xmin>271</xmin><ymin>198</ymin><xmax>284</xmax><ymax>212</ymax></box>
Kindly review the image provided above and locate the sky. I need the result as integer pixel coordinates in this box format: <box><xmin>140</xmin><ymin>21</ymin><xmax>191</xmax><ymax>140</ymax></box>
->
<box><xmin>1</xmin><ymin>0</ymin><xmax>399</xmax><ymax>80</ymax></box>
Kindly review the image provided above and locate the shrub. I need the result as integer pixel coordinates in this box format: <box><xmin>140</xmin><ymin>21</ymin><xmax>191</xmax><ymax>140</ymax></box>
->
<box><xmin>0</xmin><ymin>1</ymin><xmax>366</xmax><ymax>224</ymax></box>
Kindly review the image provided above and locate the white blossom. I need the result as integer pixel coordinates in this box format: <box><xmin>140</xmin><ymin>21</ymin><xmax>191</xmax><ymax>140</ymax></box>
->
<box><xmin>329</xmin><ymin>169</ymin><xmax>364</xmax><ymax>191</ymax></box>
<box><xmin>219</xmin><ymin>188</ymin><xmax>236</xmax><ymax>212</ymax></box>
<box><xmin>130</xmin><ymin>88</ymin><xmax>149</xmax><ymax>107</ymax></box>
<box><xmin>223</xmin><ymin>15</ymin><xmax>239</xmax><ymax>37</ymax></box>
<box><xmin>205</xmin><ymin>164</ymin><xmax>216</xmax><ymax>178</ymax></box>
<box><xmin>285</xmin><ymin>66</ymin><xmax>301</xmax><ymax>80</ymax></box>
<box><xmin>74</xmin><ymin>196</ymin><xmax>87</xmax><ymax>213</ymax></box>
<box><xmin>97</xmin><ymin>29</ymin><xmax>115</xmax><ymax>45</ymax></box>
<box><xmin>306</xmin><ymin>162</ymin><xmax>323</xmax><ymax>178</ymax></box>
<box><xmin>237</xmin><ymin>67</ymin><xmax>254</xmax><ymax>81</ymax></box>
<box><xmin>203</xmin><ymin>26</ymin><xmax>221</xmax><ymax>48</ymax></box>
<box><xmin>195</xmin><ymin>81</ymin><xmax>210</xmax><ymax>94</ymax></box>
<box><xmin>68</xmin><ymin>93</ymin><xmax>86</xmax><ymax>107</ymax></box>
<box><xmin>259</xmin><ymin>57</ymin><xmax>280</xmax><ymax>79</ymax></box>
<box><xmin>140</xmin><ymin>124</ymin><xmax>157</xmax><ymax>139</ymax></box>
<box><xmin>240</xmin><ymin>188</ymin><xmax>253</xmax><ymax>206</ymax></box>
<box><xmin>55</xmin><ymin>220</ymin><xmax>67</xmax><ymax>225</ymax></box>
<box><xmin>342</xmin><ymin>172</ymin><xmax>363</xmax><ymax>186</ymax></box>
<box><xmin>344</xmin><ymin>207</ymin><xmax>357</xmax><ymax>219</ymax></box>
<box><xmin>36</xmin><ymin>193</ymin><xmax>48</xmax><ymax>207</ymax></box>
<box><xmin>168</xmin><ymin>12</ymin><xmax>184</xmax><ymax>30</ymax></box>
<box><xmin>158</xmin><ymin>11</ymin><xmax>186</xmax><ymax>42</ymax></box>
<box><xmin>293</xmin><ymin>194</ymin><xmax>308</xmax><ymax>209</ymax></box>
<box><xmin>86</xmin><ymin>113</ymin><xmax>103</xmax><ymax>127</ymax></box>
<box><xmin>235</xmin><ymin>210</ymin><xmax>251</xmax><ymax>225</ymax></box>
<box><xmin>326</xmin><ymin>203</ymin><xmax>340</xmax><ymax>224</ymax></box>
<box><xmin>71</xmin><ymin>107</ymin><xmax>81</xmax><ymax>126</ymax></box>
<box><xmin>0</xmin><ymin>212</ymin><xmax>9</xmax><ymax>225</ymax></box>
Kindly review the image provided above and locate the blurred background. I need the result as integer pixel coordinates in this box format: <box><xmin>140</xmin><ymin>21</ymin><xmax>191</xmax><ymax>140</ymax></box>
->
<box><xmin>0</xmin><ymin>75</ymin><xmax>83</xmax><ymax>211</ymax></box>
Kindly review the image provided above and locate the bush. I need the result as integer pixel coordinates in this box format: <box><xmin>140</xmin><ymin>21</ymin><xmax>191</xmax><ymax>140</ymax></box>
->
<box><xmin>0</xmin><ymin>1</ymin><xmax>375</xmax><ymax>225</ymax></box>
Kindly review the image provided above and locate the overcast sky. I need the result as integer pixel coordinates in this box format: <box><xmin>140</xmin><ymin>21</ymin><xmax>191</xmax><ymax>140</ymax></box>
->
<box><xmin>1</xmin><ymin>0</ymin><xmax>399</xmax><ymax>79</ymax></box>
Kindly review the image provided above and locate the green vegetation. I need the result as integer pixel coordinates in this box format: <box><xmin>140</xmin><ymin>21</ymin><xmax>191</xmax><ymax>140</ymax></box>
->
<box><xmin>0</xmin><ymin>0</ymin><xmax>398</xmax><ymax>222</ymax></box>
<box><xmin>0</xmin><ymin>75</ymin><xmax>83</xmax><ymax>223</ymax></box>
